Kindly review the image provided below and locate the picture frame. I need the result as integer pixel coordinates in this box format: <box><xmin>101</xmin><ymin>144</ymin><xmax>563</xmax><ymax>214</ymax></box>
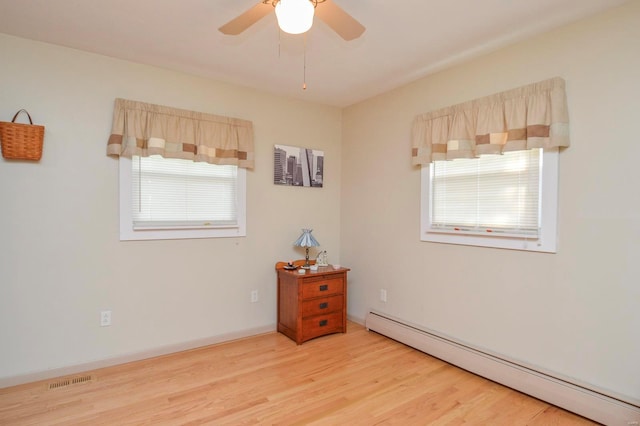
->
<box><xmin>274</xmin><ymin>144</ymin><xmax>324</xmax><ymax>187</ymax></box>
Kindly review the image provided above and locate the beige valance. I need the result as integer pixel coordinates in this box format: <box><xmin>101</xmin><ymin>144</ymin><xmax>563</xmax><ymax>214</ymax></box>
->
<box><xmin>411</xmin><ymin>77</ymin><xmax>569</xmax><ymax>165</ymax></box>
<box><xmin>107</xmin><ymin>98</ymin><xmax>254</xmax><ymax>169</ymax></box>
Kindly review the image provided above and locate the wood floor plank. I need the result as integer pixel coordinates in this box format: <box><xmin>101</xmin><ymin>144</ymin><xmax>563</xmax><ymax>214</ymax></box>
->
<box><xmin>0</xmin><ymin>322</ymin><xmax>596</xmax><ymax>425</ymax></box>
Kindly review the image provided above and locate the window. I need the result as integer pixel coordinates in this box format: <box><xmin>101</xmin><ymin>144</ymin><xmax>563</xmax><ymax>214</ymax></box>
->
<box><xmin>119</xmin><ymin>156</ymin><xmax>246</xmax><ymax>241</ymax></box>
<box><xmin>421</xmin><ymin>148</ymin><xmax>559</xmax><ymax>252</ymax></box>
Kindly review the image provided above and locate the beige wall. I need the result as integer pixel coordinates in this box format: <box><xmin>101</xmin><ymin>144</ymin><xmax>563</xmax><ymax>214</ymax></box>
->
<box><xmin>342</xmin><ymin>1</ymin><xmax>640</xmax><ymax>404</ymax></box>
<box><xmin>0</xmin><ymin>34</ymin><xmax>342</xmax><ymax>381</ymax></box>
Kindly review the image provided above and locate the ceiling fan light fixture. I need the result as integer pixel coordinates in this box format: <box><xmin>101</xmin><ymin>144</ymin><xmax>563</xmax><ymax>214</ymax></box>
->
<box><xmin>275</xmin><ymin>0</ymin><xmax>314</xmax><ymax>35</ymax></box>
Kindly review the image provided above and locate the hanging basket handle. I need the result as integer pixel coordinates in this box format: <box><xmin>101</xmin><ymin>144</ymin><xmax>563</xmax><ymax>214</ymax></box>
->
<box><xmin>11</xmin><ymin>109</ymin><xmax>34</xmax><ymax>125</ymax></box>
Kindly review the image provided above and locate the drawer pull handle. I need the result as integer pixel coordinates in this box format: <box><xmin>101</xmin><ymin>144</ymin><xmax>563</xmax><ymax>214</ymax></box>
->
<box><xmin>319</xmin><ymin>284</ymin><xmax>328</xmax><ymax>291</ymax></box>
<box><xmin>319</xmin><ymin>302</ymin><xmax>328</xmax><ymax>309</ymax></box>
<box><xmin>319</xmin><ymin>319</ymin><xmax>328</xmax><ymax>327</ymax></box>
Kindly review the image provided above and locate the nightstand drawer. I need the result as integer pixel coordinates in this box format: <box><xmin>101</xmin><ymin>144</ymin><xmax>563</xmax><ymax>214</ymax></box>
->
<box><xmin>301</xmin><ymin>294</ymin><xmax>344</xmax><ymax>317</ymax></box>
<box><xmin>301</xmin><ymin>277</ymin><xmax>344</xmax><ymax>299</ymax></box>
<box><xmin>301</xmin><ymin>312</ymin><xmax>344</xmax><ymax>341</ymax></box>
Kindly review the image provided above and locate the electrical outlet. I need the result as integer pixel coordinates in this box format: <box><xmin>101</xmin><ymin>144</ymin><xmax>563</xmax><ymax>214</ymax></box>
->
<box><xmin>250</xmin><ymin>290</ymin><xmax>259</xmax><ymax>303</ymax></box>
<box><xmin>100</xmin><ymin>310</ymin><xmax>112</xmax><ymax>327</ymax></box>
<box><xmin>380</xmin><ymin>289</ymin><xmax>387</xmax><ymax>303</ymax></box>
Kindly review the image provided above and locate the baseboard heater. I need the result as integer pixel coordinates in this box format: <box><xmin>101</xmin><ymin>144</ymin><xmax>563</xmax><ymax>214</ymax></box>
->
<box><xmin>365</xmin><ymin>311</ymin><xmax>640</xmax><ymax>425</ymax></box>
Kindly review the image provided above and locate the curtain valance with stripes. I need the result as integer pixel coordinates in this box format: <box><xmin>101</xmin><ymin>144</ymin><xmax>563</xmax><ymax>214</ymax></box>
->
<box><xmin>107</xmin><ymin>98</ymin><xmax>254</xmax><ymax>169</ymax></box>
<box><xmin>411</xmin><ymin>77</ymin><xmax>569</xmax><ymax>165</ymax></box>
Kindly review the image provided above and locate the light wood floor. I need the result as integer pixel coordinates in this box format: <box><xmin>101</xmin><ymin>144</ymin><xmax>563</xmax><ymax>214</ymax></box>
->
<box><xmin>0</xmin><ymin>322</ymin><xmax>596</xmax><ymax>425</ymax></box>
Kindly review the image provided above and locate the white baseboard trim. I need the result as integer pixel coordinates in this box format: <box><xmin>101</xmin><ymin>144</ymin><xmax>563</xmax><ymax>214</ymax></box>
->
<box><xmin>0</xmin><ymin>324</ymin><xmax>276</xmax><ymax>389</ymax></box>
<box><xmin>347</xmin><ymin>314</ymin><xmax>365</xmax><ymax>326</ymax></box>
<box><xmin>365</xmin><ymin>311</ymin><xmax>640</xmax><ymax>426</ymax></box>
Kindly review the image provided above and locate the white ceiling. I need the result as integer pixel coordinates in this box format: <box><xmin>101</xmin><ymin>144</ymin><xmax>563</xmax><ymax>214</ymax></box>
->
<box><xmin>0</xmin><ymin>0</ymin><xmax>628</xmax><ymax>107</ymax></box>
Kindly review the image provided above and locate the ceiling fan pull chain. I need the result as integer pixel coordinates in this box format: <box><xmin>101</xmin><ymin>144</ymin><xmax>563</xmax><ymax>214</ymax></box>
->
<box><xmin>303</xmin><ymin>32</ymin><xmax>307</xmax><ymax>90</ymax></box>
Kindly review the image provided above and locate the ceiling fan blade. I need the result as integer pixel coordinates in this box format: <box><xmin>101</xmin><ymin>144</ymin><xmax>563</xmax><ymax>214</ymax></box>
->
<box><xmin>314</xmin><ymin>0</ymin><xmax>365</xmax><ymax>41</ymax></box>
<box><xmin>218</xmin><ymin>2</ymin><xmax>273</xmax><ymax>35</ymax></box>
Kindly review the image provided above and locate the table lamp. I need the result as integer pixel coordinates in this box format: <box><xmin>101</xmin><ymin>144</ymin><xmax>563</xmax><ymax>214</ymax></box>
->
<box><xmin>293</xmin><ymin>228</ymin><xmax>320</xmax><ymax>269</ymax></box>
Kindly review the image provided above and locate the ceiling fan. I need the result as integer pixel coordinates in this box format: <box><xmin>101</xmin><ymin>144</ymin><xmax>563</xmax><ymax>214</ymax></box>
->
<box><xmin>218</xmin><ymin>0</ymin><xmax>365</xmax><ymax>41</ymax></box>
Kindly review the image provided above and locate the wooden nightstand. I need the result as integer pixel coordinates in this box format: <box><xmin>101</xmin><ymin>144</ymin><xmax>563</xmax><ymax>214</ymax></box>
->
<box><xmin>275</xmin><ymin>262</ymin><xmax>349</xmax><ymax>345</ymax></box>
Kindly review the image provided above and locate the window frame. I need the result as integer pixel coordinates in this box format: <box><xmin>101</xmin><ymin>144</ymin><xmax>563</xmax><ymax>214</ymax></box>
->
<box><xmin>119</xmin><ymin>156</ymin><xmax>246</xmax><ymax>241</ymax></box>
<box><xmin>420</xmin><ymin>149</ymin><xmax>559</xmax><ymax>253</ymax></box>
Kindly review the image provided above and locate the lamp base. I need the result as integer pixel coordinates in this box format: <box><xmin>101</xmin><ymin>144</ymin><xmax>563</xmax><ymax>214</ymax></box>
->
<box><xmin>302</xmin><ymin>247</ymin><xmax>311</xmax><ymax>269</ymax></box>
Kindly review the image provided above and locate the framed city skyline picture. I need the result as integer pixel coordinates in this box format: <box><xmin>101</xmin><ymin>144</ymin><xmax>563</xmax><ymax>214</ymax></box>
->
<box><xmin>274</xmin><ymin>144</ymin><xmax>324</xmax><ymax>188</ymax></box>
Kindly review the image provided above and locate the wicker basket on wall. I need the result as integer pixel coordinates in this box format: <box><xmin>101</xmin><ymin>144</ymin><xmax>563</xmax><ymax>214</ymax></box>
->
<box><xmin>0</xmin><ymin>109</ymin><xmax>45</xmax><ymax>161</ymax></box>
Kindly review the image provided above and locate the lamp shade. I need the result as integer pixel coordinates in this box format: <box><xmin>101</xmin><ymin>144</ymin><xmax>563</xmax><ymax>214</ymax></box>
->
<box><xmin>275</xmin><ymin>0</ymin><xmax>314</xmax><ymax>35</ymax></box>
<box><xmin>293</xmin><ymin>228</ymin><xmax>320</xmax><ymax>248</ymax></box>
